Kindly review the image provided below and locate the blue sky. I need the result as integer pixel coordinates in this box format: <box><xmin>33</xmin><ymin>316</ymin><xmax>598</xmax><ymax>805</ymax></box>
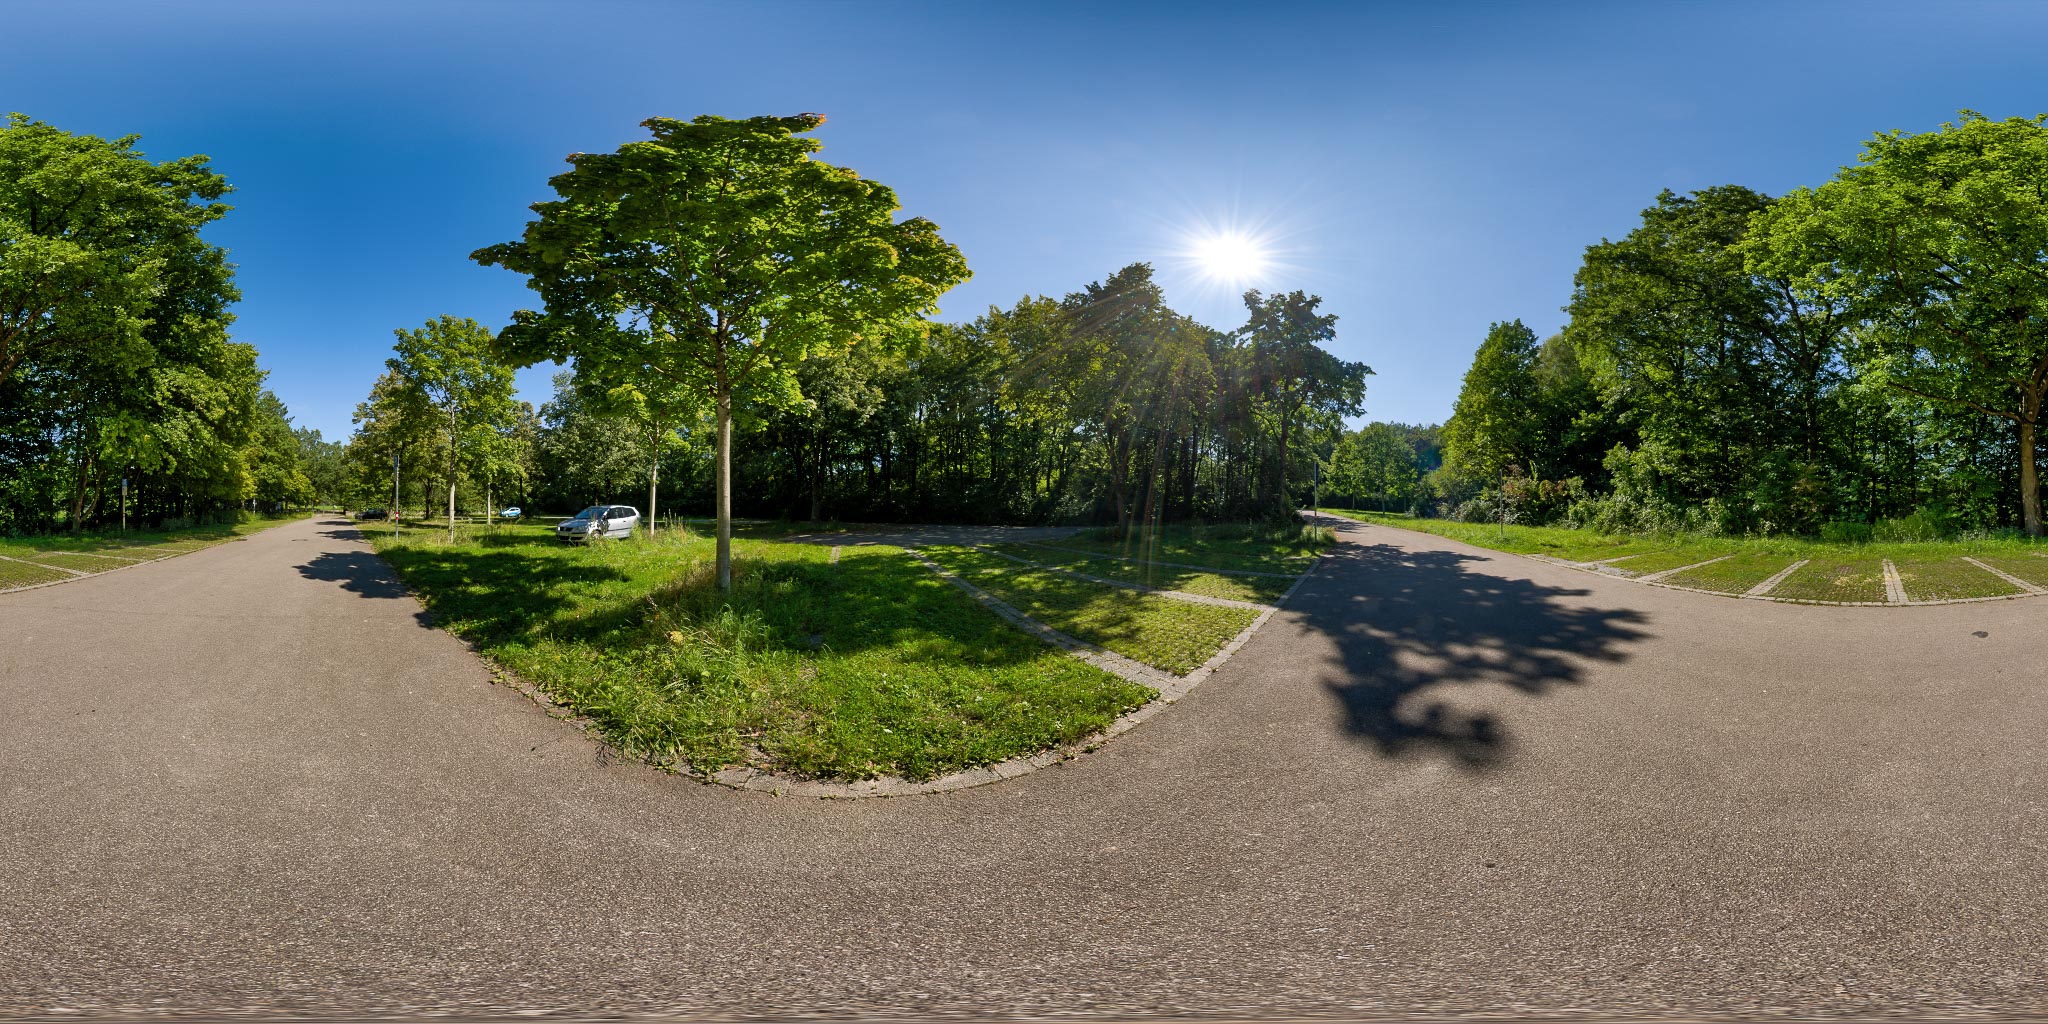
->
<box><xmin>6</xmin><ymin>0</ymin><xmax>2046</xmax><ymax>440</ymax></box>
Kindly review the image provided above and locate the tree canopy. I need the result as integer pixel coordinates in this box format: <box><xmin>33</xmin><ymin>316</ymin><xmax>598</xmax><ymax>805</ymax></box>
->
<box><xmin>474</xmin><ymin>113</ymin><xmax>971</xmax><ymax>586</ymax></box>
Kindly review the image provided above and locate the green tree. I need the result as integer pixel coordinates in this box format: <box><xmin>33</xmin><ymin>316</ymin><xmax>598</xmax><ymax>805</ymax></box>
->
<box><xmin>1751</xmin><ymin>112</ymin><xmax>2048</xmax><ymax>534</ymax></box>
<box><xmin>475</xmin><ymin>113</ymin><xmax>970</xmax><ymax>588</ymax></box>
<box><xmin>386</xmin><ymin>316</ymin><xmax>518</xmax><ymax>541</ymax></box>
<box><xmin>0</xmin><ymin>114</ymin><xmax>232</xmax><ymax>388</ymax></box>
<box><xmin>1239</xmin><ymin>289</ymin><xmax>1369</xmax><ymax>514</ymax></box>
<box><xmin>1443</xmin><ymin>320</ymin><xmax>1541</xmax><ymax>480</ymax></box>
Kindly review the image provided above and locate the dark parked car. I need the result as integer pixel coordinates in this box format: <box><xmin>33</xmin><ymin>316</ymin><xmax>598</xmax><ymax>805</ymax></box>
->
<box><xmin>355</xmin><ymin>508</ymin><xmax>389</xmax><ymax>520</ymax></box>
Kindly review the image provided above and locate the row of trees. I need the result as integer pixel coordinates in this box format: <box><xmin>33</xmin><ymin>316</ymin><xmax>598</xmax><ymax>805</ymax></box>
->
<box><xmin>0</xmin><ymin>115</ymin><xmax>328</xmax><ymax>534</ymax></box>
<box><xmin>1434</xmin><ymin>112</ymin><xmax>2048</xmax><ymax>537</ymax></box>
<box><xmin>335</xmin><ymin>114</ymin><xmax>1373</xmax><ymax>590</ymax></box>
<box><xmin>340</xmin><ymin>264</ymin><xmax>1373</xmax><ymax>536</ymax></box>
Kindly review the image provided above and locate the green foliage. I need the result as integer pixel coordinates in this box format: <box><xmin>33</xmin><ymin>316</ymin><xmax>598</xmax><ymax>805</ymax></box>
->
<box><xmin>921</xmin><ymin>545</ymin><xmax>1260</xmax><ymax>675</ymax></box>
<box><xmin>474</xmin><ymin>113</ymin><xmax>972</xmax><ymax>586</ymax></box>
<box><xmin>0</xmin><ymin>114</ymin><xmax>283</xmax><ymax>533</ymax></box>
<box><xmin>1442</xmin><ymin>320</ymin><xmax>1541</xmax><ymax>479</ymax></box>
<box><xmin>1749</xmin><ymin>111</ymin><xmax>2048</xmax><ymax>533</ymax></box>
<box><xmin>367</xmin><ymin>522</ymin><xmax>1151</xmax><ymax>781</ymax></box>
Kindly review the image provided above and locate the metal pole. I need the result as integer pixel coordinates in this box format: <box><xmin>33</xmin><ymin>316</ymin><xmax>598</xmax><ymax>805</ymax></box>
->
<box><xmin>121</xmin><ymin>477</ymin><xmax>128</xmax><ymax>534</ymax></box>
<box><xmin>393</xmin><ymin>452</ymin><xmax>401</xmax><ymax>538</ymax></box>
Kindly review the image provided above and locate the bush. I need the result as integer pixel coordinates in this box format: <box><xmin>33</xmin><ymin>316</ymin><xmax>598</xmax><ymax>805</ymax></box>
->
<box><xmin>1873</xmin><ymin>511</ymin><xmax>1944</xmax><ymax>543</ymax></box>
<box><xmin>1819</xmin><ymin>520</ymin><xmax>1873</xmax><ymax>544</ymax></box>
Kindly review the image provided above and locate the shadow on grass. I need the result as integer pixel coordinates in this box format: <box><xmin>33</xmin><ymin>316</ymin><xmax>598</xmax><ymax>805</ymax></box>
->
<box><xmin>1301</xmin><ymin>540</ymin><xmax>1649</xmax><ymax>769</ymax></box>
<box><xmin>564</xmin><ymin>544</ymin><xmax>1061</xmax><ymax>668</ymax></box>
<box><xmin>300</xmin><ymin>537</ymin><xmax>634</xmax><ymax>643</ymax></box>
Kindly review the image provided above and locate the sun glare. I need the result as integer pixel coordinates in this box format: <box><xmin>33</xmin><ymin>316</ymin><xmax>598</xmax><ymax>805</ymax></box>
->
<box><xmin>1187</xmin><ymin>230</ymin><xmax>1273</xmax><ymax>287</ymax></box>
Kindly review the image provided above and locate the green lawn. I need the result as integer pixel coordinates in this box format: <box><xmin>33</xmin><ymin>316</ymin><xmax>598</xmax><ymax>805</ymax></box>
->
<box><xmin>921</xmin><ymin>545</ymin><xmax>1260</xmax><ymax>675</ymax></box>
<box><xmin>983</xmin><ymin>542</ymin><xmax>1293</xmax><ymax>604</ymax></box>
<box><xmin>1324</xmin><ymin>509</ymin><xmax>2048</xmax><ymax>604</ymax></box>
<box><xmin>1893</xmin><ymin>557</ymin><xmax>2020</xmax><ymax>602</ymax></box>
<box><xmin>1606</xmin><ymin>548</ymin><xmax>1729</xmax><ymax>577</ymax></box>
<box><xmin>0</xmin><ymin>513</ymin><xmax>305</xmax><ymax>589</ymax></box>
<box><xmin>363</xmin><ymin>522</ymin><xmax>1152</xmax><ymax>781</ymax></box>
<box><xmin>1031</xmin><ymin>522</ymin><xmax>1331</xmax><ymax>576</ymax></box>
<box><xmin>1974</xmin><ymin>552</ymin><xmax>2048</xmax><ymax>590</ymax></box>
<box><xmin>1661</xmin><ymin>552</ymin><xmax>1801</xmax><ymax>594</ymax></box>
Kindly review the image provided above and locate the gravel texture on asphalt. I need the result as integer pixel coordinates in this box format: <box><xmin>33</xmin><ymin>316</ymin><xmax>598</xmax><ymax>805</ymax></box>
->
<box><xmin>4</xmin><ymin>516</ymin><xmax>2048</xmax><ymax>1020</ymax></box>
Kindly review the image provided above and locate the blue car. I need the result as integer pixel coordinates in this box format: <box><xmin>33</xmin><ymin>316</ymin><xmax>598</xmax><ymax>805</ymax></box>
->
<box><xmin>499</xmin><ymin>506</ymin><xmax>522</xmax><ymax>520</ymax></box>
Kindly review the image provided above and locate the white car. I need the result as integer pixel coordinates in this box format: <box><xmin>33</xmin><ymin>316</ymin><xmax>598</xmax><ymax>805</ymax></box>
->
<box><xmin>555</xmin><ymin>504</ymin><xmax>639</xmax><ymax>541</ymax></box>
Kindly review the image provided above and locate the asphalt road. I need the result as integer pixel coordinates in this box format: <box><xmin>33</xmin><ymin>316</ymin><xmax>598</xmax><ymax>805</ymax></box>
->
<box><xmin>4</xmin><ymin>515</ymin><xmax>2047</xmax><ymax>1020</ymax></box>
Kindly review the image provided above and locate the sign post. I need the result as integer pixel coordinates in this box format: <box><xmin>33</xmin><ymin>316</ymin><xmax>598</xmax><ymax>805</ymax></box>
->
<box><xmin>393</xmin><ymin>452</ymin><xmax>401</xmax><ymax>538</ymax></box>
<box><xmin>120</xmin><ymin>477</ymin><xmax>128</xmax><ymax>534</ymax></box>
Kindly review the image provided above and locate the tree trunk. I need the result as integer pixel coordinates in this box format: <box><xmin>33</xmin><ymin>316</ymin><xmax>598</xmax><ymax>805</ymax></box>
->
<box><xmin>647</xmin><ymin>422</ymin><xmax>660</xmax><ymax>540</ymax></box>
<box><xmin>716</xmin><ymin>390</ymin><xmax>733</xmax><ymax>590</ymax></box>
<box><xmin>2023</xmin><ymin>418</ymin><xmax>2042</xmax><ymax>536</ymax></box>
<box><xmin>447</xmin><ymin>405</ymin><xmax>459</xmax><ymax>545</ymax></box>
<box><xmin>810</xmin><ymin>426</ymin><xmax>824</xmax><ymax>522</ymax></box>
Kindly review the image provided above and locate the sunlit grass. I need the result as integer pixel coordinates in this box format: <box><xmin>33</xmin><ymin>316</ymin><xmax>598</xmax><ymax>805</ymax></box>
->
<box><xmin>364</xmin><ymin>524</ymin><xmax>1151</xmax><ymax>781</ymax></box>
<box><xmin>922</xmin><ymin>545</ymin><xmax>1259</xmax><ymax>675</ymax></box>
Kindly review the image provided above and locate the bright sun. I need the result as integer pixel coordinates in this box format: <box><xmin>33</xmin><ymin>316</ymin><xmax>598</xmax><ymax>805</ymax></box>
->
<box><xmin>1189</xmin><ymin>231</ymin><xmax>1272</xmax><ymax>286</ymax></box>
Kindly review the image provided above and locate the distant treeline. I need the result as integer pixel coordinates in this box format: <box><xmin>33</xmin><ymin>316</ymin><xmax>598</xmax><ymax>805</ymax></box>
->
<box><xmin>0</xmin><ymin>115</ymin><xmax>342</xmax><ymax>535</ymax></box>
<box><xmin>1421</xmin><ymin>113</ymin><xmax>2048</xmax><ymax>538</ymax></box>
<box><xmin>344</xmin><ymin>264</ymin><xmax>1371</xmax><ymax>527</ymax></box>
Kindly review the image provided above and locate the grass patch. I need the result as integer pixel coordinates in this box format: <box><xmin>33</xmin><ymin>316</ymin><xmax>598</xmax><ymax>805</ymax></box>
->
<box><xmin>1892</xmin><ymin>557</ymin><xmax>2021</xmax><ymax>602</ymax></box>
<box><xmin>983</xmin><ymin>543</ymin><xmax>1290</xmax><ymax>604</ymax></box>
<box><xmin>0</xmin><ymin>515</ymin><xmax>299</xmax><ymax>560</ymax></box>
<box><xmin>1767</xmin><ymin>558</ymin><xmax>1889</xmax><ymax>603</ymax></box>
<box><xmin>1606</xmin><ymin>549</ymin><xmax>1730</xmax><ymax>576</ymax></box>
<box><xmin>1661</xmin><ymin>552</ymin><xmax>1801</xmax><ymax>594</ymax></box>
<box><xmin>922</xmin><ymin>545</ymin><xmax>1259</xmax><ymax>674</ymax></box>
<box><xmin>0</xmin><ymin>558</ymin><xmax>76</xmax><ymax>589</ymax></box>
<box><xmin>1321</xmin><ymin>509</ymin><xmax>1686</xmax><ymax>563</ymax></box>
<box><xmin>364</xmin><ymin>523</ymin><xmax>1152</xmax><ymax>781</ymax></box>
<box><xmin>1037</xmin><ymin>521</ymin><xmax>1330</xmax><ymax>575</ymax></box>
<box><xmin>1974</xmin><ymin>552</ymin><xmax>2048</xmax><ymax>590</ymax></box>
<box><xmin>18</xmin><ymin>551</ymin><xmax>145</xmax><ymax>574</ymax></box>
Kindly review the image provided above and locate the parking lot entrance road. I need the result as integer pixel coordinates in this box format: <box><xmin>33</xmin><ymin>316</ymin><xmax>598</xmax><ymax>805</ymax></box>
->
<box><xmin>4</xmin><ymin>514</ymin><xmax>2048</xmax><ymax>1018</ymax></box>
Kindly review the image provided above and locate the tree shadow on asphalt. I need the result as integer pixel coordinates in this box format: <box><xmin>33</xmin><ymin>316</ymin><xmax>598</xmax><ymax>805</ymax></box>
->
<box><xmin>1304</xmin><ymin>540</ymin><xmax>1650</xmax><ymax>770</ymax></box>
<box><xmin>294</xmin><ymin>539</ymin><xmax>631</xmax><ymax>641</ymax></box>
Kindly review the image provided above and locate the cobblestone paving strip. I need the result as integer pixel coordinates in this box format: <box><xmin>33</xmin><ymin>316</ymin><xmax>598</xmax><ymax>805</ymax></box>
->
<box><xmin>42</xmin><ymin>548</ymin><xmax>156</xmax><ymax>562</ymax></box>
<box><xmin>1883</xmin><ymin>559</ymin><xmax>1908</xmax><ymax>604</ymax></box>
<box><xmin>1745</xmin><ymin>559</ymin><xmax>1808</xmax><ymax>598</ymax></box>
<box><xmin>0</xmin><ymin>552</ymin><xmax>87</xmax><ymax>577</ymax></box>
<box><xmin>971</xmin><ymin>544</ymin><xmax>1272</xmax><ymax>610</ymax></box>
<box><xmin>1637</xmin><ymin>554</ymin><xmax>1732</xmax><ymax>583</ymax></box>
<box><xmin>1965</xmin><ymin>556</ymin><xmax>2048</xmax><ymax>595</ymax></box>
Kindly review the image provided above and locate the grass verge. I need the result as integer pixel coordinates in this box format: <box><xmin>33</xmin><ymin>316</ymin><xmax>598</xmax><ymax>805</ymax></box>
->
<box><xmin>983</xmin><ymin>543</ymin><xmax>1291</xmax><ymax>604</ymax></box>
<box><xmin>0</xmin><ymin>514</ymin><xmax>305</xmax><ymax>588</ymax></box>
<box><xmin>1661</xmin><ymin>552</ymin><xmax>1800</xmax><ymax>594</ymax></box>
<box><xmin>1034</xmin><ymin>521</ymin><xmax>1331</xmax><ymax>575</ymax></box>
<box><xmin>921</xmin><ymin>545</ymin><xmax>1260</xmax><ymax>674</ymax></box>
<box><xmin>1893</xmin><ymin>557</ymin><xmax>2020</xmax><ymax>602</ymax></box>
<box><xmin>1326</xmin><ymin>509</ymin><xmax>2048</xmax><ymax>604</ymax></box>
<box><xmin>363</xmin><ymin>521</ymin><xmax>1152</xmax><ymax>781</ymax></box>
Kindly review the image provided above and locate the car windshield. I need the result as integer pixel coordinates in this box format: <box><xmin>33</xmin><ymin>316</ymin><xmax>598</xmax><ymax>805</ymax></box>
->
<box><xmin>574</xmin><ymin>506</ymin><xmax>608</xmax><ymax>520</ymax></box>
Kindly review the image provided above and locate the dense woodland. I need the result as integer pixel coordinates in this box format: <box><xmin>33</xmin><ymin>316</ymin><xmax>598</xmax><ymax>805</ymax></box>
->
<box><xmin>346</xmin><ymin>264</ymin><xmax>1371</xmax><ymax>529</ymax></box>
<box><xmin>0</xmin><ymin>115</ymin><xmax>337</xmax><ymax>534</ymax></box>
<box><xmin>1416</xmin><ymin>113</ymin><xmax>2048</xmax><ymax>538</ymax></box>
<box><xmin>11</xmin><ymin>111</ymin><xmax>2048</xmax><ymax>540</ymax></box>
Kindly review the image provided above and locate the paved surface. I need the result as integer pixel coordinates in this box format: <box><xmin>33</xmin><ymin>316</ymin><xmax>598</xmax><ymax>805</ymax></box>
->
<box><xmin>4</xmin><ymin>515</ymin><xmax>2048</xmax><ymax>1020</ymax></box>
